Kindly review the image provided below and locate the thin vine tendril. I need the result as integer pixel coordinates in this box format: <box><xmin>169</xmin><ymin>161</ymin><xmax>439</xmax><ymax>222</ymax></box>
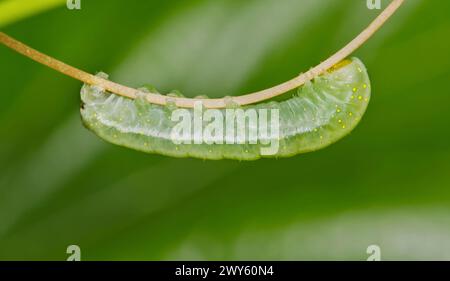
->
<box><xmin>0</xmin><ymin>0</ymin><xmax>404</xmax><ymax>109</ymax></box>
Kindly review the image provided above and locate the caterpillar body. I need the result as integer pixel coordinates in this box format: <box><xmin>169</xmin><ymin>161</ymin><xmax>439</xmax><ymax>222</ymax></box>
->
<box><xmin>80</xmin><ymin>57</ymin><xmax>371</xmax><ymax>160</ymax></box>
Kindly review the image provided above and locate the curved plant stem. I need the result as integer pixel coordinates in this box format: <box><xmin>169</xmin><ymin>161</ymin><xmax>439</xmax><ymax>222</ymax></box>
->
<box><xmin>0</xmin><ymin>0</ymin><xmax>404</xmax><ymax>109</ymax></box>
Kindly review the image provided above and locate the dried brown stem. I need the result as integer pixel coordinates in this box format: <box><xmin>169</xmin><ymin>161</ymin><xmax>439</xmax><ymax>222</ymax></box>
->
<box><xmin>0</xmin><ymin>0</ymin><xmax>404</xmax><ymax>108</ymax></box>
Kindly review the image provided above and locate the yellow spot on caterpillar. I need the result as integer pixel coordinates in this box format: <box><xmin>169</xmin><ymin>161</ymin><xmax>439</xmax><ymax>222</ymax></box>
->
<box><xmin>338</xmin><ymin>119</ymin><xmax>342</xmax><ymax>123</ymax></box>
<box><xmin>314</xmin><ymin>128</ymin><xmax>318</xmax><ymax>132</ymax></box>
<box><xmin>363</xmin><ymin>84</ymin><xmax>367</xmax><ymax>89</ymax></box>
<box><xmin>337</xmin><ymin>108</ymin><xmax>341</xmax><ymax>113</ymax></box>
<box><xmin>245</xmin><ymin>150</ymin><xmax>249</xmax><ymax>153</ymax></box>
<box><xmin>358</xmin><ymin>67</ymin><xmax>362</xmax><ymax>73</ymax></box>
<box><xmin>353</xmin><ymin>87</ymin><xmax>358</xmax><ymax>93</ymax></box>
<box><xmin>330</xmin><ymin>59</ymin><xmax>352</xmax><ymax>72</ymax></box>
<box><xmin>320</xmin><ymin>135</ymin><xmax>323</xmax><ymax>140</ymax></box>
<box><xmin>348</xmin><ymin>112</ymin><xmax>353</xmax><ymax>116</ymax></box>
<box><xmin>351</xmin><ymin>95</ymin><xmax>355</xmax><ymax>99</ymax></box>
<box><xmin>342</xmin><ymin>125</ymin><xmax>346</xmax><ymax>129</ymax></box>
<box><xmin>364</xmin><ymin>98</ymin><xmax>369</xmax><ymax>102</ymax></box>
<box><xmin>358</xmin><ymin>95</ymin><xmax>363</xmax><ymax>100</ymax></box>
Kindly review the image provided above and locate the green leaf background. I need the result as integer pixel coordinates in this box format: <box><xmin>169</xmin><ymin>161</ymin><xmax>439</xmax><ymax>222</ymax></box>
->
<box><xmin>0</xmin><ymin>0</ymin><xmax>449</xmax><ymax>260</ymax></box>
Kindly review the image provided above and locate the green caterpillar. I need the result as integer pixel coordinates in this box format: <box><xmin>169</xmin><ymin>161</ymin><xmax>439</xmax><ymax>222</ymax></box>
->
<box><xmin>80</xmin><ymin>57</ymin><xmax>370</xmax><ymax>160</ymax></box>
